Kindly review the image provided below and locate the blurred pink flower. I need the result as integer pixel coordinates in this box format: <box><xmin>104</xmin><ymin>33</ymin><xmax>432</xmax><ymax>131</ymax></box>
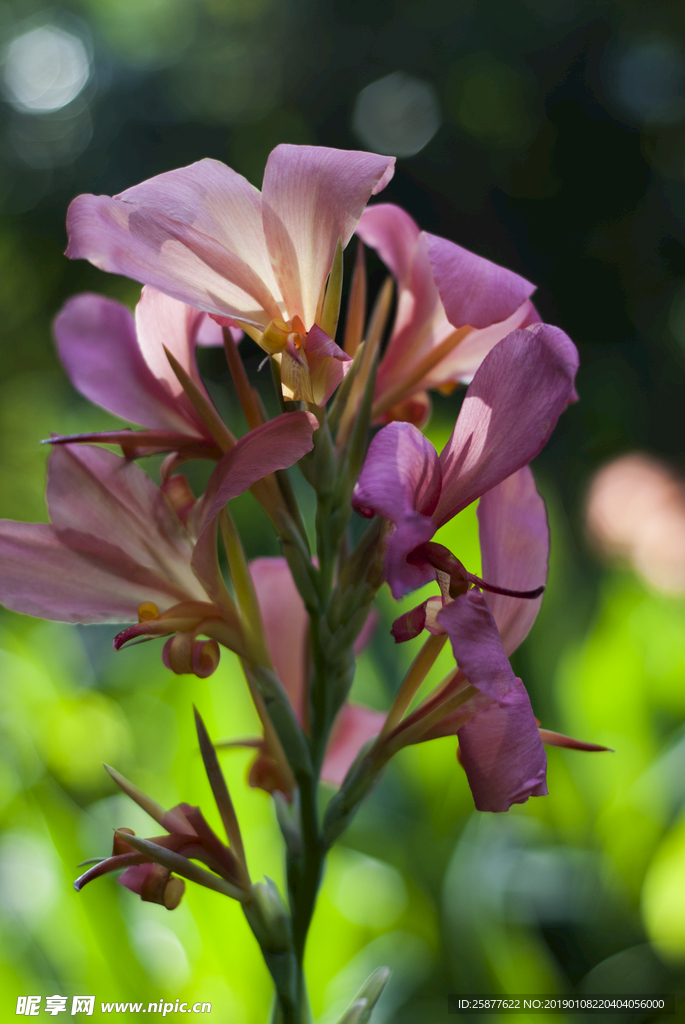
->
<box><xmin>356</xmin><ymin>203</ymin><xmax>539</xmax><ymax>425</ymax></box>
<box><xmin>238</xmin><ymin>557</ymin><xmax>384</xmax><ymax>792</ymax></box>
<box><xmin>65</xmin><ymin>145</ymin><xmax>395</xmax><ymax>405</ymax></box>
<box><xmin>352</xmin><ymin>322</ymin><xmax>579</xmax><ymax>598</ymax></box>
<box><xmin>586</xmin><ymin>452</ymin><xmax>685</xmax><ymax>594</ymax></box>
<box><xmin>50</xmin><ymin>285</ymin><xmax>239</xmax><ymax>463</ymax></box>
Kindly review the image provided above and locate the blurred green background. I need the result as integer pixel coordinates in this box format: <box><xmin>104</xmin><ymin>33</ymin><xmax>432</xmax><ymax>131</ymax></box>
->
<box><xmin>2</xmin><ymin>0</ymin><xmax>685</xmax><ymax>1019</ymax></box>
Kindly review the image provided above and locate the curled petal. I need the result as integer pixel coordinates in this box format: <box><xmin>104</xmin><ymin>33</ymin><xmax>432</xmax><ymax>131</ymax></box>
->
<box><xmin>457</xmin><ymin>679</ymin><xmax>548</xmax><ymax>812</ymax></box>
<box><xmin>162</xmin><ymin>633</ymin><xmax>220</xmax><ymax>678</ymax></box>
<box><xmin>435</xmin><ymin>324</ymin><xmax>579</xmax><ymax>526</ymax></box>
<box><xmin>426</xmin><ymin>232</ymin><xmax>536</xmax><ymax>330</ymax></box>
<box><xmin>119</xmin><ymin>862</ymin><xmax>185</xmax><ymax>909</ymax></box>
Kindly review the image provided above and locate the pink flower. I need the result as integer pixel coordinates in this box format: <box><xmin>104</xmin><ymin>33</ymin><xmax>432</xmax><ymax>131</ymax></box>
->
<box><xmin>385</xmin><ymin>468</ymin><xmax>608</xmax><ymax>812</ymax></box>
<box><xmin>352</xmin><ymin>323</ymin><xmax>579</xmax><ymax>599</ymax></box>
<box><xmin>51</xmin><ymin>285</ymin><xmax>239</xmax><ymax>463</ymax></box>
<box><xmin>238</xmin><ymin>557</ymin><xmax>384</xmax><ymax>792</ymax></box>
<box><xmin>65</xmin><ymin>145</ymin><xmax>395</xmax><ymax>405</ymax></box>
<box><xmin>356</xmin><ymin>203</ymin><xmax>539</xmax><ymax>425</ymax></box>
<box><xmin>0</xmin><ymin>414</ymin><xmax>315</xmax><ymax>673</ymax></box>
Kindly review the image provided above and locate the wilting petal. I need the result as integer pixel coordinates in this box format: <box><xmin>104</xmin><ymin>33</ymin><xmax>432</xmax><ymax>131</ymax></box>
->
<box><xmin>66</xmin><ymin>164</ymin><xmax>282</xmax><ymax>327</ymax></box>
<box><xmin>250</xmin><ymin>557</ymin><xmax>308</xmax><ymax>716</ymax></box>
<box><xmin>46</xmin><ymin>445</ymin><xmax>205</xmax><ymax>599</ymax></box>
<box><xmin>0</xmin><ymin>521</ymin><xmax>184</xmax><ymax>623</ymax></box>
<box><xmin>478</xmin><ymin>466</ymin><xmax>548</xmax><ymax>656</ymax></box>
<box><xmin>322</xmin><ymin>703</ymin><xmax>386</xmax><ymax>786</ymax></box>
<box><xmin>53</xmin><ymin>294</ymin><xmax>196</xmax><ymax>433</ymax></box>
<box><xmin>457</xmin><ymin>679</ymin><xmax>548</xmax><ymax>812</ymax></box>
<box><xmin>262</xmin><ymin>145</ymin><xmax>395</xmax><ymax>327</ymax></box>
<box><xmin>353</xmin><ymin>421</ymin><xmax>442</xmax><ymax>597</ymax></box>
<box><xmin>435</xmin><ymin>324</ymin><xmax>579</xmax><ymax>526</ymax></box>
<box><xmin>426</xmin><ymin>232</ymin><xmax>536</xmax><ymax>330</ymax></box>
<box><xmin>198</xmin><ymin>411</ymin><xmax>316</xmax><ymax>527</ymax></box>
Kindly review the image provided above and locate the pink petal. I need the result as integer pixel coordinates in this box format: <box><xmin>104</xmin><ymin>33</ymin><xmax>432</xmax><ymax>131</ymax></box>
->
<box><xmin>198</xmin><ymin>411</ymin><xmax>317</xmax><ymax>527</ymax></box>
<box><xmin>421</xmin><ymin>299</ymin><xmax>541</xmax><ymax>390</ymax></box>
<box><xmin>539</xmin><ymin>729</ymin><xmax>611</xmax><ymax>752</ymax></box>
<box><xmin>352</xmin><ymin>422</ymin><xmax>442</xmax><ymax>597</ymax></box>
<box><xmin>0</xmin><ymin>520</ymin><xmax>184</xmax><ymax>623</ymax></box>
<box><xmin>53</xmin><ymin>294</ymin><xmax>197</xmax><ymax>433</ymax></box>
<box><xmin>249</xmin><ymin>557</ymin><xmax>307</xmax><ymax>717</ymax></box>
<box><xmin>457</xmin><ymin>679</ymin><xmax>548</xmax><ymax>812</ymax></box>
<box><xmin>322</xmin><ymin>703</ymin><xmax>386</xmax><ymax>786</ymax></box>
<box><xmin>435</xmin><ymin>324</ymin><xmax>579</xmax><ymax>526</ymax></box>
<box><xmin>133</xmin><ymin>285</ymin><xmax>217</xmax><ymax>433</ymax></box>
<box><xmin>426</xmin><ymin>232</ymin><xmax>536</xmax><ymax>330</ymax></box>
<box><xmin>261</xmin><ymin>145</ymin><xmax>395</xmax><ymax>327</ymax></box>
<box><xmin>478</xmin><ymin>466</ymin><xmax>548</xmax><ymax>656</ymax></box>
<box><xmin>46</xmin><ymin>445</ymin><xmax>205</xmax><ymax>600</ymax></box>
<box><xmin>66</xmin><ymin>159</ymin><xmax>283</xmax><ymax>327</ymax></box>
<box><xmin>356</xmin><ymin>203</ymin><xmax>420</xmax><ymax>283</ymax></box>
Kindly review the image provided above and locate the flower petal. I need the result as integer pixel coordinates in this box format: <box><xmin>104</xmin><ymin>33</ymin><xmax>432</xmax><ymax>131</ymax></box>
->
<box><xmin>0</xmin><ymin>520</ymin><xmax>184</xmax><ymax>623</ymax></box>
<box><xmin>322</xmin><ymin>703</ymin><xmax>386</xmax><ymax>786</ymax></box>
<box><xmin>435</xmin><ymin>324</ymin><xmax>579</xmax><ymax>525</ymax></box>
<box><xmin>198</xmin><ymin>412</ymin><xmax>317</xmax><ymax>527</ymax></box>
<box><xmin>477</xmin><ymin>466</ymin><xmax>548</xmax><ymax>656</ymax></box>
<box><xmin>457</xmin><ymin>679</ymin><xmax>548</xmax><ymax>812</ymax></box>
<box><xmin>261</xmin><ymin>145</ymin><xmax>395</xmax><ymax>327</ymax></box>
<box><xmin>426</xmin><ymin>232</ymin><xmax>536</xmax><ymax>330</ymax></box>
<box><xmin>306</xmin><ymin>324</ymin><xmax>352</xmax><ymax>406</ymax></box>
<box><xmin>250</xmin><ymin>557</ymin><xmax>307</xmax><ymax>717</ymax></box>
<box><xmin>356</xmin><ymin>203</ymin><xmax>419</xmax><ymax>283</ymax></box>
<box><xmin>46</xmin><ymin>445</ymin><xmax>205</xmax><ymax>600</ymax></box>
<box><xmin>66</xmin><ymin>159</ymin><xmax>282</xmax><ymax>327</ymax></box>
<box><xmin>437</xmin><ymin>590</ymin><xmax>518</xmax><ymax>701</ymax></box>
<box><xmin>352</xmin><ymin>421</ymin><xmax>442</xmax><ymax>597</ymax></box>
<box><xmin>53</xmin><ymin>294</ymin><xmax>196</xmax><ymax>433</ymax></box>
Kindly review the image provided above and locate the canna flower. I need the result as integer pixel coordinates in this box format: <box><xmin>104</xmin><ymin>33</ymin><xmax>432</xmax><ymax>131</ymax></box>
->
<box><xmin>230</xmin><ymin>557</ymin><xmax>384</xmax><ymax>793</ymax></box>
<box><xmin>0</xmin><ymin>413</ymin><xmax>316</xmax><ymax>673</ymax></box>
<box><xmin>65</xmin><ymin>145</ymin><xmax>396</xmax><ymax>405</ymax></box>
<box><xmin>380</xmin><ymin>468</ymin><xmax>608</xmax><ymax>812</ymax></box>
<box><xmin>356</xmin><ymin>203</ymin><xmax>539</xmax><ymax>425</ymax></box>
<box><xmin>352</xmin><ymin>323</ymin><xmax>579</xmax><ymax>599</ymax></box>
<box><xmin>50</xmin><ymin>285</ymin><xmax>241</xmax><ymax>465</ymax></box>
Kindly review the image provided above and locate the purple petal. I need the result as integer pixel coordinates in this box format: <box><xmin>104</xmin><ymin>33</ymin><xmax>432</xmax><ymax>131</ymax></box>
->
<box><xmin>261</xmin><ymin>145</ymin><xmax>395</xmax><ymax>327</ymax></box>
<box><xmin>437</xmin><ymin>590</ymin><xmax>518</xmax><ymax>701</ymax></box>
<box><xmin>478</xmin><ymin>466</ymin><xmax>548</xmax><ymax>656</ymax></box>
<box><xmin>352</xmin><ymin>422</ymin><xmax>442</xmax><ymax>597</ymax></box>
<box><xmin>426</xmin><ymin>232</ymin><xmax>536</xmax><ymax>330</ymax></box>
<box><xmin>306</xmin><ymin>324</ymin><xmax>352</xmax><ymax>406</ymax></box>
<box><xmin>198</xmin><ymin>412</ymin><xmax>317</xmax><ymax>527</ymax></box>
<box><xmin>435</xmin><ymin>324</ymin><xmax>579</xmax><ymax>526</ymax></box>
<box><xmin>457</xmin><ymin>679</ymin><xmax>548</xmax><ymax>812</ymax></box>
<box><xmin>0</xmin><ymin>520</ymin><xmax>184</xmax><ymax>623</ymax></box>
<box><xmin>53</xmin><ymin>294</ymin><xmax>196</xmax><ymax>433</ymax></box>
